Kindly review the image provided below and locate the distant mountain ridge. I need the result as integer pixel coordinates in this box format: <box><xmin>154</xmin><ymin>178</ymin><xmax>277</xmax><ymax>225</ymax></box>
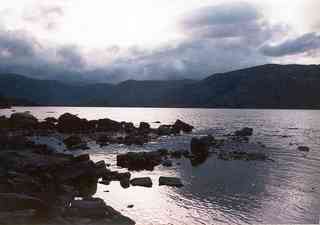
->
<box><xmin>0</xmin><ymin>64</ymin><xmax>320</xmax><ymax>109</ymax></box>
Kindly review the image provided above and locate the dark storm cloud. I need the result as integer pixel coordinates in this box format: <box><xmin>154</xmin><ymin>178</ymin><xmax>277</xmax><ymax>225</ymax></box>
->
<box><xmin>0</xmin><ymin>2</ymin><xmax>287</xmax><ymax>83</ymax></box>
<box><xmin>260</xmin><ymin>32</ymin><xmax>320</xmax><ymax>57</ymax></box>
<box><xmin>180</xmin><ymin>2</ymin><xmax>259</xmax><ymax>28</ymax></box>
<box><xmin>0</xmin><ymin>30</ymin><xmax>37</xmax><ymax>57</ymax></box>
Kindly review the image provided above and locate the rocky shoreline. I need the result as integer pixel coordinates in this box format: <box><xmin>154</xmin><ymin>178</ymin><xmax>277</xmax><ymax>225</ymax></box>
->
<box><xmin>0</xmin><ymin>111</ymin><xmax>308</xmax><ymax>225</ymax></box>
<box><xmin>0</xmin><ymin>112</ymin><xmax>198</xmax><ymax>225</ymax></box>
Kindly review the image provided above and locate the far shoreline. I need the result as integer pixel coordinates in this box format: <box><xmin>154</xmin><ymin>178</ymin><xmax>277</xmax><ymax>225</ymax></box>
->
<box><xmin>6</xmin><ymin>105</ymin><xmax>320</xmax><ymax>111</ymax></box>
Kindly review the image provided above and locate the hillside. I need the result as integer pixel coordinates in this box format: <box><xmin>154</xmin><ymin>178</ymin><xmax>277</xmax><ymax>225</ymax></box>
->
<box><xmin>0</xmin><ymin>64</ymin><xmax>319</xmax><ymax>109</ymax></box>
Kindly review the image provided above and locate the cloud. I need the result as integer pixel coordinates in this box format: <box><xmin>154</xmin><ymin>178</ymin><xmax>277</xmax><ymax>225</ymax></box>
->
<box><xmin>0</xmin><ymin>2</ymin><xmax>291</xmax><ymax>83</ymax></box>
<box><xmin>23</xmin><ymin>4</ymin><xmax>64</xmax><ymax>30</ymax></box>
<box><xmin>260</xmin><ymin>32</ymin><xmax>320</xmax><ymax>57</ymax></box>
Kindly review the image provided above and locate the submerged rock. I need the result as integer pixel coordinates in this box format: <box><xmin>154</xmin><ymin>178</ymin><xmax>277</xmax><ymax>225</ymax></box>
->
<box><xmin>297</xmin><ymin>146</ymin><xmax>310</xmax><ymax>152</ymax></box>
<box><xmin>130</xmin><ymin>177</ymin><xmax>152</xmax><ymax>187</ymax></box>
<box><xmin>161</xmin><ymin>159</ymin><xmax>173</xmax><ymax>167</ymax></box>
<box><xmin>218</xmin><ymin>151</ymin><xmax>268</xmax><ymax>161</ymax></box>
<box><xmin>159</xmin><ymin>177</ymin><xmax>183</xmax><ymax>187</ymax></box>
<box><xmin>235</xmin><ymin>127</ymin><xmax>253</xmax><ymax>136</ymax></box>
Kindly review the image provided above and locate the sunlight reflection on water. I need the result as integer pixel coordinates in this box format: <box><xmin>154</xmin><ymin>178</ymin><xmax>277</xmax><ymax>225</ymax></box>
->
<box><xmin>1</xmin><ymin>107</ymin><xmax>320</xmax><ymax>224</ymax></box>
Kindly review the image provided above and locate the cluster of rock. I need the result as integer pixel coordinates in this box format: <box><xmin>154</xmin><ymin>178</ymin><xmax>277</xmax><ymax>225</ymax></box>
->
<box><xmin>0</xmin><ymin>112</ymin><xmax>194</xmax><ymax>148</ymax></box>
<box><xmin>116</xmin><ymin>127</ymin><xmax>270</xmax><ymax>172</ymax></box>
<box><xmin>0</xmin><ymin>143</ymin><xmax>135</xmax><ymax>225</ymax></box>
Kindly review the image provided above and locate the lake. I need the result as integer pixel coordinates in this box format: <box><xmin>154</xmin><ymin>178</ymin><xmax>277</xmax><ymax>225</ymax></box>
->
<box><xmin>1</xmin><ymin>107</ymin><xmax>320</xmax><ymax>224</ymax></box>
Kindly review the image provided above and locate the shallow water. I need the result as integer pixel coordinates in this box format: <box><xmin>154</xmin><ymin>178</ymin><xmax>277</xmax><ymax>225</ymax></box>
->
<box><xmin>2</xmin><ymin>107</ymin><xmax>320</xmax><ymax>224</ymax></box>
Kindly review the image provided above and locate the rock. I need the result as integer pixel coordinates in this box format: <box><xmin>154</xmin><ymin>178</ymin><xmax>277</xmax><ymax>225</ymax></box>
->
<box><xmin>96</xmin><ymin>134</ymin><xmax>110</xmax><ymax>147</ymax></box>
<box><xmin>102</xmin><ymin>171</ymin><xmax>131</xmax><ymax>188</ymax></box>
<box><xmin>170</xmin><ymin>150</ymin><xmax>182</xmax><ymax>159</ymax></box>
<box><xmin>0</xmin><ymin>135</ymin><xmax>35</xmax><ymax>150</ymax></box>
<box><xmin>68</xmin><ymin>198</ymin><xmax>108</xmax><ymax>218</ymax></box>
<box><xmin>121</xmin><ymin>122</ymin><xmax>136</xmax><ymax>133</ymax></box>
<box><xmin>130</xmin><ymin>177</ymin><xmax>152</xmax><ymax>187</ymax></box>
<box><xmin>157</xmin><ymin>125</ymin><xmax>172</xmax><ymax>136</ymax></box>
<box><xmin>63</xmin><ymin>136</ymin><xmax>88</xmax><ymax>150</ymax></box>
<box><xmin>73</xmin><ymin>154</ymin><xmax>90</xmax><ymax>162</ymax></box>
<box><xmin>159</xmin><ymin>177</ymin><xmax>183</xmax><ymax>187</ymax></box>
<box><xmin>235</xmin><ymin>127</ymin><xmax>253</xmax><ymax>136</ymax></box>
<box><xmin>127</xmin><ymin>204</ymin><xmax>134</xmax><ymax>208</ymax></box>
<box><xmin>0</xmin><ymin>193</ymin><xmax>48</xmax><ymax>212</ymax></box>
<box><xmin>57</xmin><ymin>113</ymin><xmax>87</xmax><ymax>133</ymax></box>
<box><xmin>161</xmin><ymin>159</ymin><xmax>173</xmax><ymax>167</ymax></box>
<box><xmin>95</xmin><ymin>160</ymin><xmax>106</xmax><ymax>169</ymax></box>
<box><xmin>44</xmin><ymin>117</ymin><xmax>58</xmax><ymax>124</ymax></box>
<box><xmin>172</xmin><ymin>119</ymin><xmax>194</xmax><ymax>133</ymax></box>
<box><xmin>139</xmin><ymin>122</ymin><xmax>150</xmax><ymax>131</ymax></box>
<box><xmin>123</xmin><ymin>134</ymin><xmax>149</xmax><ymax>146</ymax></box>
<box><xmin>117</xmin><ymin>151</ymin><xmax>162</xmax><ymax>171</ymax></box>
<box><xmin>298</xmin><ymin>146</ymin><xmax>310</xmax><ymax>152</ymax></box>
<box><xmin>10</xmin><ymin>112</ymin><xmax>38</xmax><ymax>128</ymax></box>
<box><xmin>190</xmin><ymin>137</ymin><xmax>209</xmax><ymax>158</ymax></box>
<box><xmin>157</xmin><ymin>148</ymin><xmax>169</xmax><ymax>156</ymax></box>
<box><xmin>199</xmin><ymin>135</ymin><xmax>215</xmax><ymax>146</ymax></box>
<box><xmin>97</xmin><ymin>118</ymin><xmax>121</xmax><ymax>132</ymax></box>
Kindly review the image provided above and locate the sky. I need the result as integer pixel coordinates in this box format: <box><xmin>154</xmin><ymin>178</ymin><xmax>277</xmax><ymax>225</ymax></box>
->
<box><xmin>0</xmin><ymin>0</ymin><xmax>319</xmax><ymax>83</ymax></box>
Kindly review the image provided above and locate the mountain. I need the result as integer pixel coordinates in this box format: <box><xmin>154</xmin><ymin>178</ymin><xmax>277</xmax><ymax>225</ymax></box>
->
<box><xmin>0</xmin><ymin>64</ymin><xmax>319</xmax><ymax>109</ymax></box>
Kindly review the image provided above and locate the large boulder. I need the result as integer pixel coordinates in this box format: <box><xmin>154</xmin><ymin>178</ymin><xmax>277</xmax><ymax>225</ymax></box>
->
<box><xmin>0</xmin><ymin>193</ymin><xmax>48</xmax><ymax>212</ymax></box>
<box><xmin>97</xmin><ymin>118</ymin><xmax>121</xmax><ymax>132</ymax></box>
<box><xmin>57</xmin><ymin>113</ymin><xmax>88</xmax><ymax>133</ymax></box>
<box><xmin>130</xmin><ymin>177</ymin><xmax>152</xmax><ymax>187</ymax></box>
<box><xmin>159</xmin><ymin>177</ymin><xmax>183</xmax><ymax>187</ymax></box>
<box><xmin>116</xmin><ymin>151</ymin><xmax>162</xmax><ymax>171</ymax></box>
<box><xmin>10</xmin><ymin>112</ymin><xmax>38</xmax><ymax>128</ymax></box>
<box><xmin>172</xmin><ymin>119</ymin><xmax>194</xmax><ymax>134</ymax></box>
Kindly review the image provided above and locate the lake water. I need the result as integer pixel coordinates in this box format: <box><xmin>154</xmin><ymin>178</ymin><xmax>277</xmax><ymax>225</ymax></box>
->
<box><xmin>1</xmin><ymin>107</ymin><xmax>320</xmax><ymax>224</ymax></box>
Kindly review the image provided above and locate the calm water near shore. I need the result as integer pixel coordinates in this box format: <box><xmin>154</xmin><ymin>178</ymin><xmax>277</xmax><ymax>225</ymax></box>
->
<box><xmin>1</xmin><ymin>107</ymin><xmax>320</xmax><ymax>224</ymax></box>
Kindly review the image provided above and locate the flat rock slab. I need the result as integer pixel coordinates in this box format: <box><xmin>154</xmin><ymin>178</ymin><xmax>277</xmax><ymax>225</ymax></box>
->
<box><xmin>130</xmin><ymin>177</ymin><xmax>152</xmax><ymax>187</ymax></box>
<box><xmin>159</xmin><ymin>177</ymin><xmax>183</xmax><ymax>187</ymax></box>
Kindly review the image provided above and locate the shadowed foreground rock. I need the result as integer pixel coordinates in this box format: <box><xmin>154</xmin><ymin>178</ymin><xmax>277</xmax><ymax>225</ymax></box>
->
<box><xmin>0</xmin><ymin>148</ymin><xmax>136</xmax><ymax>225</ymax></box>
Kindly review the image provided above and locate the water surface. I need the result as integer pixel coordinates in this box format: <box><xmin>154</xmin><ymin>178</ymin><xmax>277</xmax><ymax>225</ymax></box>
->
<box><xmin>2</xmin><ymin>107</ymin><xmax>320</xmax><ymax>224</ymax></box>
